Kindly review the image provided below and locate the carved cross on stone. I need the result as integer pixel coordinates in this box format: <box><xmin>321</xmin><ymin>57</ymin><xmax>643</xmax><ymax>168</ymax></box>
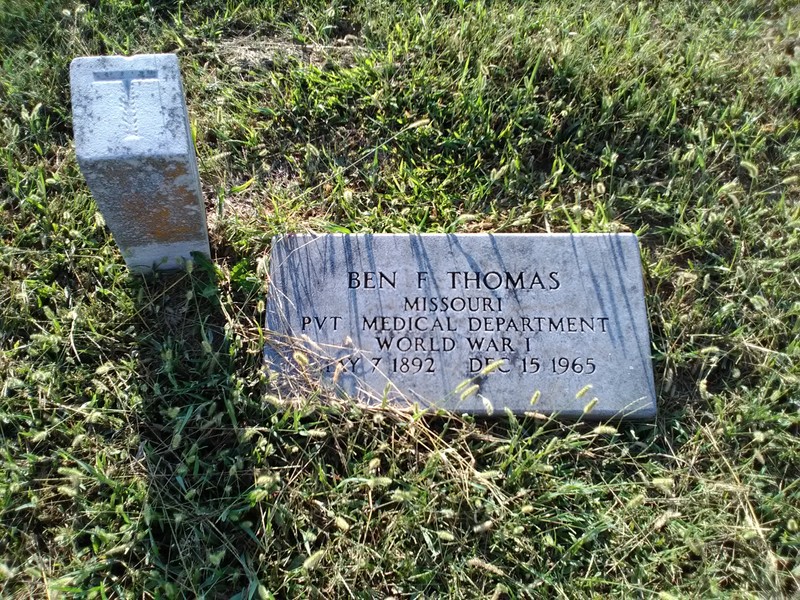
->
<box><xmin>92</xmin><ymin>69</ymin><xmax>159</xmax><ymax>139</ymax></box>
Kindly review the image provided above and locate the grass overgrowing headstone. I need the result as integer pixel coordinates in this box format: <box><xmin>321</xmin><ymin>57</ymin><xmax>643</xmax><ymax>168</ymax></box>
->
<box><xmin>266</xmin><ymin>233</ymin><xmax>656</xmax><ymax>419</ymax></box>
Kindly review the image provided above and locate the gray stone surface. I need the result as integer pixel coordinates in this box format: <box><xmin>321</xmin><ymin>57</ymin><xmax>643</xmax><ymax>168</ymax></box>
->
<box><xmin>70</xmin><ymin>54</ymin><xmax>209</xmax><ymax>272</ymax></box>
<box><xmin>265</xmin><ymin>233</ymin><xmax>656</xmax><ymax>419</ymax></box>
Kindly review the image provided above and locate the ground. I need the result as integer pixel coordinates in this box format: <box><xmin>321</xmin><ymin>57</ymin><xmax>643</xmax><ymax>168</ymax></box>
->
<box><xmin>1</xmin><ymin>0</ymin><xmax>799</xmax><ymax>598</ymax></box>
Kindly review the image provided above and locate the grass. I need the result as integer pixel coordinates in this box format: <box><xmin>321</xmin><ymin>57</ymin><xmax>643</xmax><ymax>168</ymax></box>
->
<box><xmin>1</xmin><ymin>0</ymin><xmax>799</xmax><ymax>597</ymax></box>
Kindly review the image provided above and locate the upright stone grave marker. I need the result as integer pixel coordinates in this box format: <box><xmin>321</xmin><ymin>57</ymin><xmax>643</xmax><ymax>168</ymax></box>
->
<box><xmin>265</xmin><ymin>233</ymin><xmax>657</xmax><ymax>420</ymax></box>
<box><xmin>70</xmin><ymin>54</ymin><xmax>209</xmax><ymax>272</ymax></box>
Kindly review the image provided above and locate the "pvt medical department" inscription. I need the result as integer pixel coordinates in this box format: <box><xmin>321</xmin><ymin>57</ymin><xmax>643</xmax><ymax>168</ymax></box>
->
<box><xmin>265</xmin><ymin>234</ymin><xmax>656</xmax><ymax>419</ymax></box>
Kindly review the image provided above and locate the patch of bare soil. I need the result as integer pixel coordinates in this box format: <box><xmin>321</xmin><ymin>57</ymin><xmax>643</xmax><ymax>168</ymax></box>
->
<box><xmin>217</xmin><ymin>34</ymin><xmax>362</xmax><ymax>70</ymax></box>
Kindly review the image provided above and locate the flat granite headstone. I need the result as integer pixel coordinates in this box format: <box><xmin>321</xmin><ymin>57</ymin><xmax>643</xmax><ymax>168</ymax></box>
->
<box><xmin>70</xmin><ymin>54</ymin><xmax>209</xmax><ymax>272</ymax></box>
<box><xmin>265</xmin><ymin>234</ymin><xmax>656</xmax><ymax>420</ymax></box>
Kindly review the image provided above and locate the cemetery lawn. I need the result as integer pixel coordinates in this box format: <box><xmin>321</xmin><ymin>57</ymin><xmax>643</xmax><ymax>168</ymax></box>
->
<box><xmin>1</xmin><ymin>0</ymin><xmax>799</xmax><ymax>597</ymax></box>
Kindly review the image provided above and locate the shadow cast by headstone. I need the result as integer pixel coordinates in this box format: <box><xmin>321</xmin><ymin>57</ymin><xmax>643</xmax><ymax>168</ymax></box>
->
<box><xmin>125</xmin><ymin>260</ymin><xmax>273</xmax><ymax>594</ymax></box>
<box><xmin>124</xmin><ymin>250</ymin><xmax>679</xmax><ymax>596</ymax></box>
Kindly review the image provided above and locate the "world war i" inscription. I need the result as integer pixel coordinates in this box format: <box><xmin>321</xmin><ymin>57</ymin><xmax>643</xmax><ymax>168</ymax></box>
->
<box><xmin>264</xmin><ymin>234</ymin><xmax>656</xmax><ymax>419</ymax></box>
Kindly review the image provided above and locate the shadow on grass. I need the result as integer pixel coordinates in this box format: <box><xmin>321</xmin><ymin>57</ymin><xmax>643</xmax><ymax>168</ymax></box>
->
<box><xmin>128</xmin><ymin>262</ymin><xmax>271</xmax><ymax>595</ymax></box>
<box><xmin>125</xmin><ymin>259</ymin><xmax>683</xmax><ymax>597</ymax></box>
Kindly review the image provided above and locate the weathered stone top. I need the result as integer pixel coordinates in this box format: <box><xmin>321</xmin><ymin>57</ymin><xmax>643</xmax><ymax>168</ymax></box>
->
<box><xmin>70</xmin><ymin>54</ymin><xmax>192</xmax><ymax>161</ymax></box>
<box><xmin>265</xmin><ymin>233</ymin><xmax>657</xmax><ymax>420</ymax></box>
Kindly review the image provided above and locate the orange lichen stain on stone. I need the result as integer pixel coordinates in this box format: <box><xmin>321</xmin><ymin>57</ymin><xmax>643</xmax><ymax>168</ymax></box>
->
<box><xmin>89</xmin><ymin>158</ymin><xmax>204</xmax><ymax>246</ymax></box>
<box><xmin>148</xmin><ymin>205</ymin><xmax>176</xmax><ymax>242</ymax></box>
<box><xmin>142</xmin><ymin>192</ymin><xmax>202</xmax><ymax>243</ymax></box>
<box><xmin>164</xmin><ymin>161</ymin><xmax>190</xmax><ymax>182</ymax></box>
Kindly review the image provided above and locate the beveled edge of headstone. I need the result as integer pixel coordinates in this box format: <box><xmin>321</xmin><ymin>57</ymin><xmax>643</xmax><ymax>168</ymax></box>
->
<box><xmin>264</xmin><ymin>232</ymin><xmax>658</xmax><ymax>422</ymax></box>
<box><xmin>124</xmin><ymin>242</ymin><xmax>210</xmax><ymax>274</ymax></box>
